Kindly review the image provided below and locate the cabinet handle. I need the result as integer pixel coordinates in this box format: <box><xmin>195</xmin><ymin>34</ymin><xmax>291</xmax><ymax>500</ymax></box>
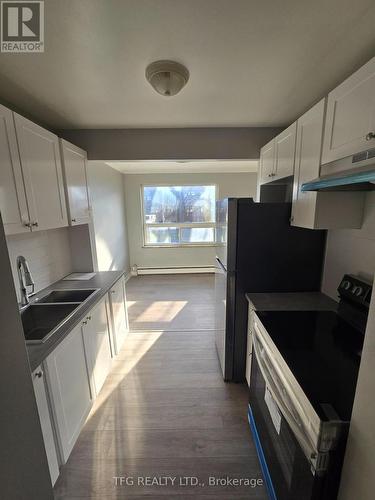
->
<box><xmin>110</xmin><ymin>290</ymin><xmax>116</xmax><ymax>294</ymax></box>
<box><xmin>82</xmin><ymin>320</ymin><xmax>87</xmax><ymax>325</ymax></box>
<box><xmin>289</xmin><ymin>216</ymin><xmax>294</xmax><ymax>223</ymax></box>
<box><xmin>366</xmin><ymin>132</ymin><xmax>375</xmax><ymax>141</ymax></box>
<box><xmin>34</xmin><ymin>370</ymin><xmax>43</xmax><ymax>379</ymax></box>
<box><xmin>23</xmin><ymin>222</ymin><xmax>32</xmax><ymax>228</ymax></box>
<box><xmin>86</xmin><ymin>316</ymin><xmax>91</xmax><ymax>321</ymax></box>
<box><xmin>71</xmin><ymin>218</ymin><xmax>76</xmax><ymax>222</ymax></box>
<box><xmin>32</xmin><ymin>221</ymin><xmax>38</xmax><ymax>227</ymax></box>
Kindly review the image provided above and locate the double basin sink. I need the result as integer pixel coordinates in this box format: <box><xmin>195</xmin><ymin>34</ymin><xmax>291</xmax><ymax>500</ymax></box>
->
<box><xmin>21</xmin><ymin>289</ymin><xmax>99</xmax><ymax>344</ymax></box>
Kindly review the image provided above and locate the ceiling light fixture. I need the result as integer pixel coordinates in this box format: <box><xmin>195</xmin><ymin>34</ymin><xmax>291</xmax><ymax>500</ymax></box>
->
<box><xmin>146</xmin><ymin>60</ymin><xmax>189</xmax><ymax>97</ymax></box>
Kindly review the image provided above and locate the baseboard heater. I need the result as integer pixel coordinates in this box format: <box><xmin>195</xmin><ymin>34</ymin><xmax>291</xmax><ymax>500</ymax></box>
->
<box><xmin>133</xmin><ymin>266</ymin><xmax>216</xmax><ymax>275</ymax></box>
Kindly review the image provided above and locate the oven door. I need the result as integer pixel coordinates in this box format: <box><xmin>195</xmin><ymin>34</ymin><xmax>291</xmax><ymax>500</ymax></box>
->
<box><xmin>248</xmin><ymin>319</ymin><xmax>346</xmax><ymax>500</ymax></box>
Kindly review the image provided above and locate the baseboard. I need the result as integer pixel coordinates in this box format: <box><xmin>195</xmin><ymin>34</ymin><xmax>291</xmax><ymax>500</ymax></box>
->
<box><xmin>135</xmin><ymin>266</ymin><xmax>216</xmax><ymax>275</ymax></box>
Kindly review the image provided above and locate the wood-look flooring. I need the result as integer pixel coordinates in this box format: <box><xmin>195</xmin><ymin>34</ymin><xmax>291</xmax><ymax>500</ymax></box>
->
<box><xmin>54</xmin><ymin>274</ymin><xmax>267</xmax><ymax>499</ymax></box>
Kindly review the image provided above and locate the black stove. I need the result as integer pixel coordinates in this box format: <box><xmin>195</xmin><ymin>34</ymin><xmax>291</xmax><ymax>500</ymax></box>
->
<box><xmin>255</xmin><ymin>309</ymin><xmax>363</xmax><ymax>421</ymax></box>
<box><xmin>248</xmin><ymin>275</ymin><xmax>372</xmax><ymax>500</ymax></box>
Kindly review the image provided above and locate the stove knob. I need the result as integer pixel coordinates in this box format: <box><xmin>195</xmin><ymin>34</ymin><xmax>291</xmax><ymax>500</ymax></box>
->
<box><xmin>353</xmin><ymin>286</ymin><xmax>363</xmax><ymax>297</ymax></box>
<box><xmin>342</xmin><ymin>280</ymin><xmax>352</xmax><ymax>291</ymax></box>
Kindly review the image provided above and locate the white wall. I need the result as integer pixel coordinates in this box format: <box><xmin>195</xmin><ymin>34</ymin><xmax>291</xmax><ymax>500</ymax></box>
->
<box><xmin>322</xmin><ymin>192</ymin><xmax>375</xmax><ymax>298</ymax></box>
<box><xmin>6</xmin><ymin>227</ymin><xmax>73</xmax><ymax>302</ymax></box>
<box><xmin>87</xmin><ymin>161</ymin><xmax>130</xmax><ymax>273</ymax></box>
<box><xmin>322</xmin><ymin>192</ymin><xmax>375</xmax><ymax>500</ymax></box>
<box><xmin>123</xmin><ymin>172</ymin><xmax>257</xmax><ymax>269</ymax></box>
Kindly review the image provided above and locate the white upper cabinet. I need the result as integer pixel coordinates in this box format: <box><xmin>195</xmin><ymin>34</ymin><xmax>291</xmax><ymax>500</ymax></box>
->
<box><xmin>259</xmin><ymin>139</ymin><xmax>275</xmax><ymax>184</ymax></box>
<box><xmin>14</xmin><ymin>113</ymin><xmax>68</xmax><ymax>231</ymax></box>
<box><xmin>82</xmin><ymin>297</ymin><xmax>112</xmax><ymax>397</ymax></box>
<box><xmin>322</xmin><ymin>57</ymin><xmax>375</xmax><ymax>164</ymax></box>
<box><xmin>109</xmin><ymin>277</ymin><xmax>129</xmax><ymax>355</ymax></box>
<box><xmin>273</xmin><ymin>122</ymin><xmax>297</xmax><ymax>181</ymax></box>
<box><xmin>0</xmin><ymin>104</ymin><xmax>30</xmax><ymax>234</ymax></box>
<box><xmin>59</xmin><ymin>139</ymin><xmax>91</xmax><ymax>225</ymax></box>
<box><xmin>291</xmin><ymin>99</ymin><xmax>364</xmax><ymax>230</ymax></box>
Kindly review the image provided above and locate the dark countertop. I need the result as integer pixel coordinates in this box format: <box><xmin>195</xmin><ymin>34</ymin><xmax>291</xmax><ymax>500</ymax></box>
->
<box><xmin>246</xmin><ymin>291</ymin><xmax>338</xmax><ymax>312</ymax></box>
<box><xmin>27</xmin><ymin>271</ymin><xmax>125</xmax><ymax>371</ymax></box>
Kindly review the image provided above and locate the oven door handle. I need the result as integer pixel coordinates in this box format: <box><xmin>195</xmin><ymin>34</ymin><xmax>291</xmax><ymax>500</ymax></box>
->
<box><xmin>252</xmin><ymin>329</ymin><xmax>327</xmax><ymax>473</ymax></box>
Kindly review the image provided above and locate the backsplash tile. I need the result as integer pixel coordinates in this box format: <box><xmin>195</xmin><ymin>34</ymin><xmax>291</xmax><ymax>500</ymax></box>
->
<box><xmin>6</xmin><ymin>227</ymin><xmax>73</xmax><ymax>302</ymax></box>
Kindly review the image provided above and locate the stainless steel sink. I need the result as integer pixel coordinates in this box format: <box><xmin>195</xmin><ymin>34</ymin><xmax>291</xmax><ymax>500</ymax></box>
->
<box><xmin>36</xmin><ymin>288</ymin><xmax>99</xmax><ymax>304</ymax></box>
<box><xmin>21</xmin><ymin>304</ymin><xmax>79</xmax><ymax>344</ymax></box>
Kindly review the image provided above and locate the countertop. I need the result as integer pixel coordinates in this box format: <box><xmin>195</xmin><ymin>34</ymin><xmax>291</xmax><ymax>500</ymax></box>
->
<box><xmin>27</xmin><ymin>271</ymin><xmax>125</xmax><ymax>371</ymax></box>
<box><xmin>246</xmin><ymin>291</ymin><xmax>338</xmax><ymax>312</ymax></box>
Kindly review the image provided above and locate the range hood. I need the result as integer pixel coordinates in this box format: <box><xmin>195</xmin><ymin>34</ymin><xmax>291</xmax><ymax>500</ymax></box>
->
<box><xmin>302</xmin><ymin>148</ymin><xmax>375</xmax><ymax>192</ymax></box>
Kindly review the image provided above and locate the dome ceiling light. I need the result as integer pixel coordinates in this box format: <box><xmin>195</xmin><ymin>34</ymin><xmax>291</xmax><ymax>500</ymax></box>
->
<box><xmin>146</xmin><ymin>60</ymin><xmax>189</xmax><ymax>97</ymax></box>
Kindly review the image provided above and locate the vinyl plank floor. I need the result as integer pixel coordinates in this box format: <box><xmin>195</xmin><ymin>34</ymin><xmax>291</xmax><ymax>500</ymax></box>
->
<box><xmin>54</xmin><ymin>275</ymin><xmax>267</xmax><ymax>499</ymax></box>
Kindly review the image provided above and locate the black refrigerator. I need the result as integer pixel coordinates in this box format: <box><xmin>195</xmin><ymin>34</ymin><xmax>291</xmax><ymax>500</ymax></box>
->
<box><xmin>214</xmin><ymin>198</ymin><xmax>326</xmax><ymax>382</ymax></box>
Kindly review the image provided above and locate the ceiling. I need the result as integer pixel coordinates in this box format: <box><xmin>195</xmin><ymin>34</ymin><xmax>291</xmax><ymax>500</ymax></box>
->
<box><xmin>0</xmin><ymin>0</ymin><xmax>374</xmax><ymax>129</ymax></box>
<box><xmin>105</xmin><ymin>159</ymin><xmax>259</xmax><ymax>174</ymax></box>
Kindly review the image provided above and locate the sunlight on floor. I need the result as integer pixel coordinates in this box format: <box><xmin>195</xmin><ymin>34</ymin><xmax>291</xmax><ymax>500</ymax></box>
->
<box><xmin>127</xmin><ymin>300</ymin><xmax>188</xmax><ymax>322</ymax></box>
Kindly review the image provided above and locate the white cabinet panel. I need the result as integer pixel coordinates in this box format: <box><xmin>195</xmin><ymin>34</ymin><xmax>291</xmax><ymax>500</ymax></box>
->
<box><xmin>109</xmin><ymin>277</ymin><xmax>129</xmax><ymax>355</ymax></box>
<box><xmin>32</xmin><ymin>366</ymin><xmax>60</xmax><ymax>486</ymax></box>
<box><xmin>322</xmin><ymin>57</ymin><xmax>375</xmax><ymax>164</ymax></box>
<box><xmin>245</xmin><ymin>309</ymin><xmax>253</xmax><ymax>387</ymax></box>
<box><xmin>60</xmin><ymin>139</ymin><xmax>91</xmax><ymax>225</ymax></box>
<box><xmin>292</xmin><ymin>99</ymin><xmax>364</xmax><ymax>230</ymax></box>
<box><xmin>82</xmin><ymin>297</ymin><xmax>112</xmax><ymax>397</ymax></box>
<box><xmin>0</xmin><ymin>104</ymin><xmax>30</xmax><ymax>234</ymax></box>
<box><xmin>14</xmin><ymin>113</ymin><xmax>68</xmax><ymax>231</ymax></box>
<box><xmin>259</xmin><ymin>140</ymin><xmax>275</xmax><ymax>184</ymax></box>
<box><xmin>45</xmin><ymin>323</ymin><xmax>92</xmax><ymax>463</ymax></box>
<box><xmin>273</xmin><ymin>122</ymin><xmax>296</xmax><ymax>181</ymax></box>
<box><xmin>291</xmin><ymin>100</ymin><xmax>324</xmax><ymax>229</ymax></box>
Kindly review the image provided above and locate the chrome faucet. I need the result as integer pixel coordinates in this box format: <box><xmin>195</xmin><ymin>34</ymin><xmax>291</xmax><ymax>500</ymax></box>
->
<box><xmin>17</xmin><ymin>255</ymin><xmax>35</xmax><ymax>307</ymax></box>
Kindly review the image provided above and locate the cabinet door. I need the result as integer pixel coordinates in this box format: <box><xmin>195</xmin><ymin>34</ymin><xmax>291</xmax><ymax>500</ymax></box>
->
<box><xmin>32</xmin><ymin>366</ymin><xmax>60</xmax><ymax>486</ymax></box>
<box><xmin>60</xmin><ymin>139</ymin><xmax>91</xmax><ymax>225</ymax></box>
<box><xmin>14</xmin><ymin>113</ymin><xmax>68</xmax><ymax>231</ymax></box>
<box><xmin>322</xmin><ymin>57</ymin><xmax>375</xmax><ymax>164</ymax></box>
<box><xmin>109</xmin><ymin>277</ymin><xmax>129</xmax><ymax>355</ymax></box>
<box><xmin>83</xmin><ymin>297</ymin><xmax>112</xmax><ymax>397</ymax></box>
<box><xmin>45</xmin><ymin>323</ymin><xmax>92</xmax><ymax>463</ymax></box>
<box><xmin>259</xmin><ymin>140</ymin><xmax>275</xmax><ymax>184</ymax></box>
<box><xmin>273</xmin><ymin>122</ymin><xmax>297</xmax><ymax>181</ymax></box>
<box><xmin>291</xmin><ymin>100</ymin><xmax>325</xmax><ymax>229</ymax></box>
<box><xmin>0</xmin><ymin>105</ymin><xmax>31</xmax><ymax>234</ymax></box>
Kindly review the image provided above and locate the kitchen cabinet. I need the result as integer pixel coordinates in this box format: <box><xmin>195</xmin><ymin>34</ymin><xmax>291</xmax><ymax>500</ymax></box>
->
<box><xmin>273</xmin><ymin>122</ymin><xmax>296</xmax><ymax>181</ymax></box>
<box><xmin>82</xmin><ymin>296</ymin><xmax>112</xmax><ymax>397</ymax></box>
<box><xmin>32</xmin><ymin>365</ymin><xmax>60</xmax><ymax>486</ymax></box>
<box><xmin>60</xmin><ymin>139</ymin><xmax>91</xmax><ymax>225</ymax></box>
<box><xmin>259</xmin><ymin>139</ymin><xmax>275</xmax><ymax>184</ymax></box>
<box><xmin>108</xmin><ymin>277</ymin><xmax>129</xmax><ymax>355</ymax></box>
<box><xmin>245</xmin><ymin>309</ymin><xmax>253</xmax><ymax>387</ymax></box>
<box><xmin>45</xmin><ymin>323</ymin><xmax>92</xmax><ymax>463</ymax></box>
<box><xmin>13</xmin><ymin>113</ymin><xmax>68</xmax><ymax>231</ymax></box>
<box><xmin>0</xmin><ymin>104</ymin><xmax>30</xmax><ymax>235</ymax></box>
<box><xmin>291</xmin><ymin>99</ymin><xmax>364</xmax><ymax>229</ymax></box>
<box><xmin>322</xmin><ymin>57</ymin><xmax>375</xmax><ymax>165</ymax></box>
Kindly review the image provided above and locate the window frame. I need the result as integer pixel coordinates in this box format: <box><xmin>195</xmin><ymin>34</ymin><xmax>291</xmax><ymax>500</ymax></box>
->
<box><xmin>141</xmin><ymin>183</ymin><xmax>218</xmax><ymax>248</ymax></box>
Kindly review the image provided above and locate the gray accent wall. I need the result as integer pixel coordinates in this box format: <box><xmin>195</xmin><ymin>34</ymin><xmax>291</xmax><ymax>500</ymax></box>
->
<box><xmin>0</xmin><ymin>215</ymin><xmax>53</xmax><ymax>500</ymax></box>
<box><xmin>123</xmin><ymin>171</ymin><xmax>257</xmax><ymax>269</ymax></box>
<box><xmin>58</xmin><ymin>127</ymin><xmax>282</xmax><ymax>160</ymax></box>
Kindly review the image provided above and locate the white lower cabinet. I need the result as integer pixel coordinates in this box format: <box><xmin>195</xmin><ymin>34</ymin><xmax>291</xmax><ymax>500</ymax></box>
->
<box><xmin>245</xmin><ymin>309</ymin><xmax>253</xmax><ymax>387</ymax></box>
<box><xmin>32</xmin><ymin>366</ymin><xmax>60</xmax><ymax>486</ymax></box>
<box><xmin>45</xmin><ymin>323</ymin><xmax>92</xmax><ymax>464</ymax></box>
<box><xmin>82</xmin><ymin>296</ymin><xmax>112</xmax><ymax>397</ymax></box>
<box><xmin>108</xmin><ymin>277</ymin><xmax>129</xmax><ymax>355</ymax></box>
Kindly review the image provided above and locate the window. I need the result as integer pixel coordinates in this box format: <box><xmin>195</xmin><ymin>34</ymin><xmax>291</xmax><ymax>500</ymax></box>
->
<box><xmin>142</xmin><ymin>185</ymin><xmax>216</xmax><ymax>246</ymax></box>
